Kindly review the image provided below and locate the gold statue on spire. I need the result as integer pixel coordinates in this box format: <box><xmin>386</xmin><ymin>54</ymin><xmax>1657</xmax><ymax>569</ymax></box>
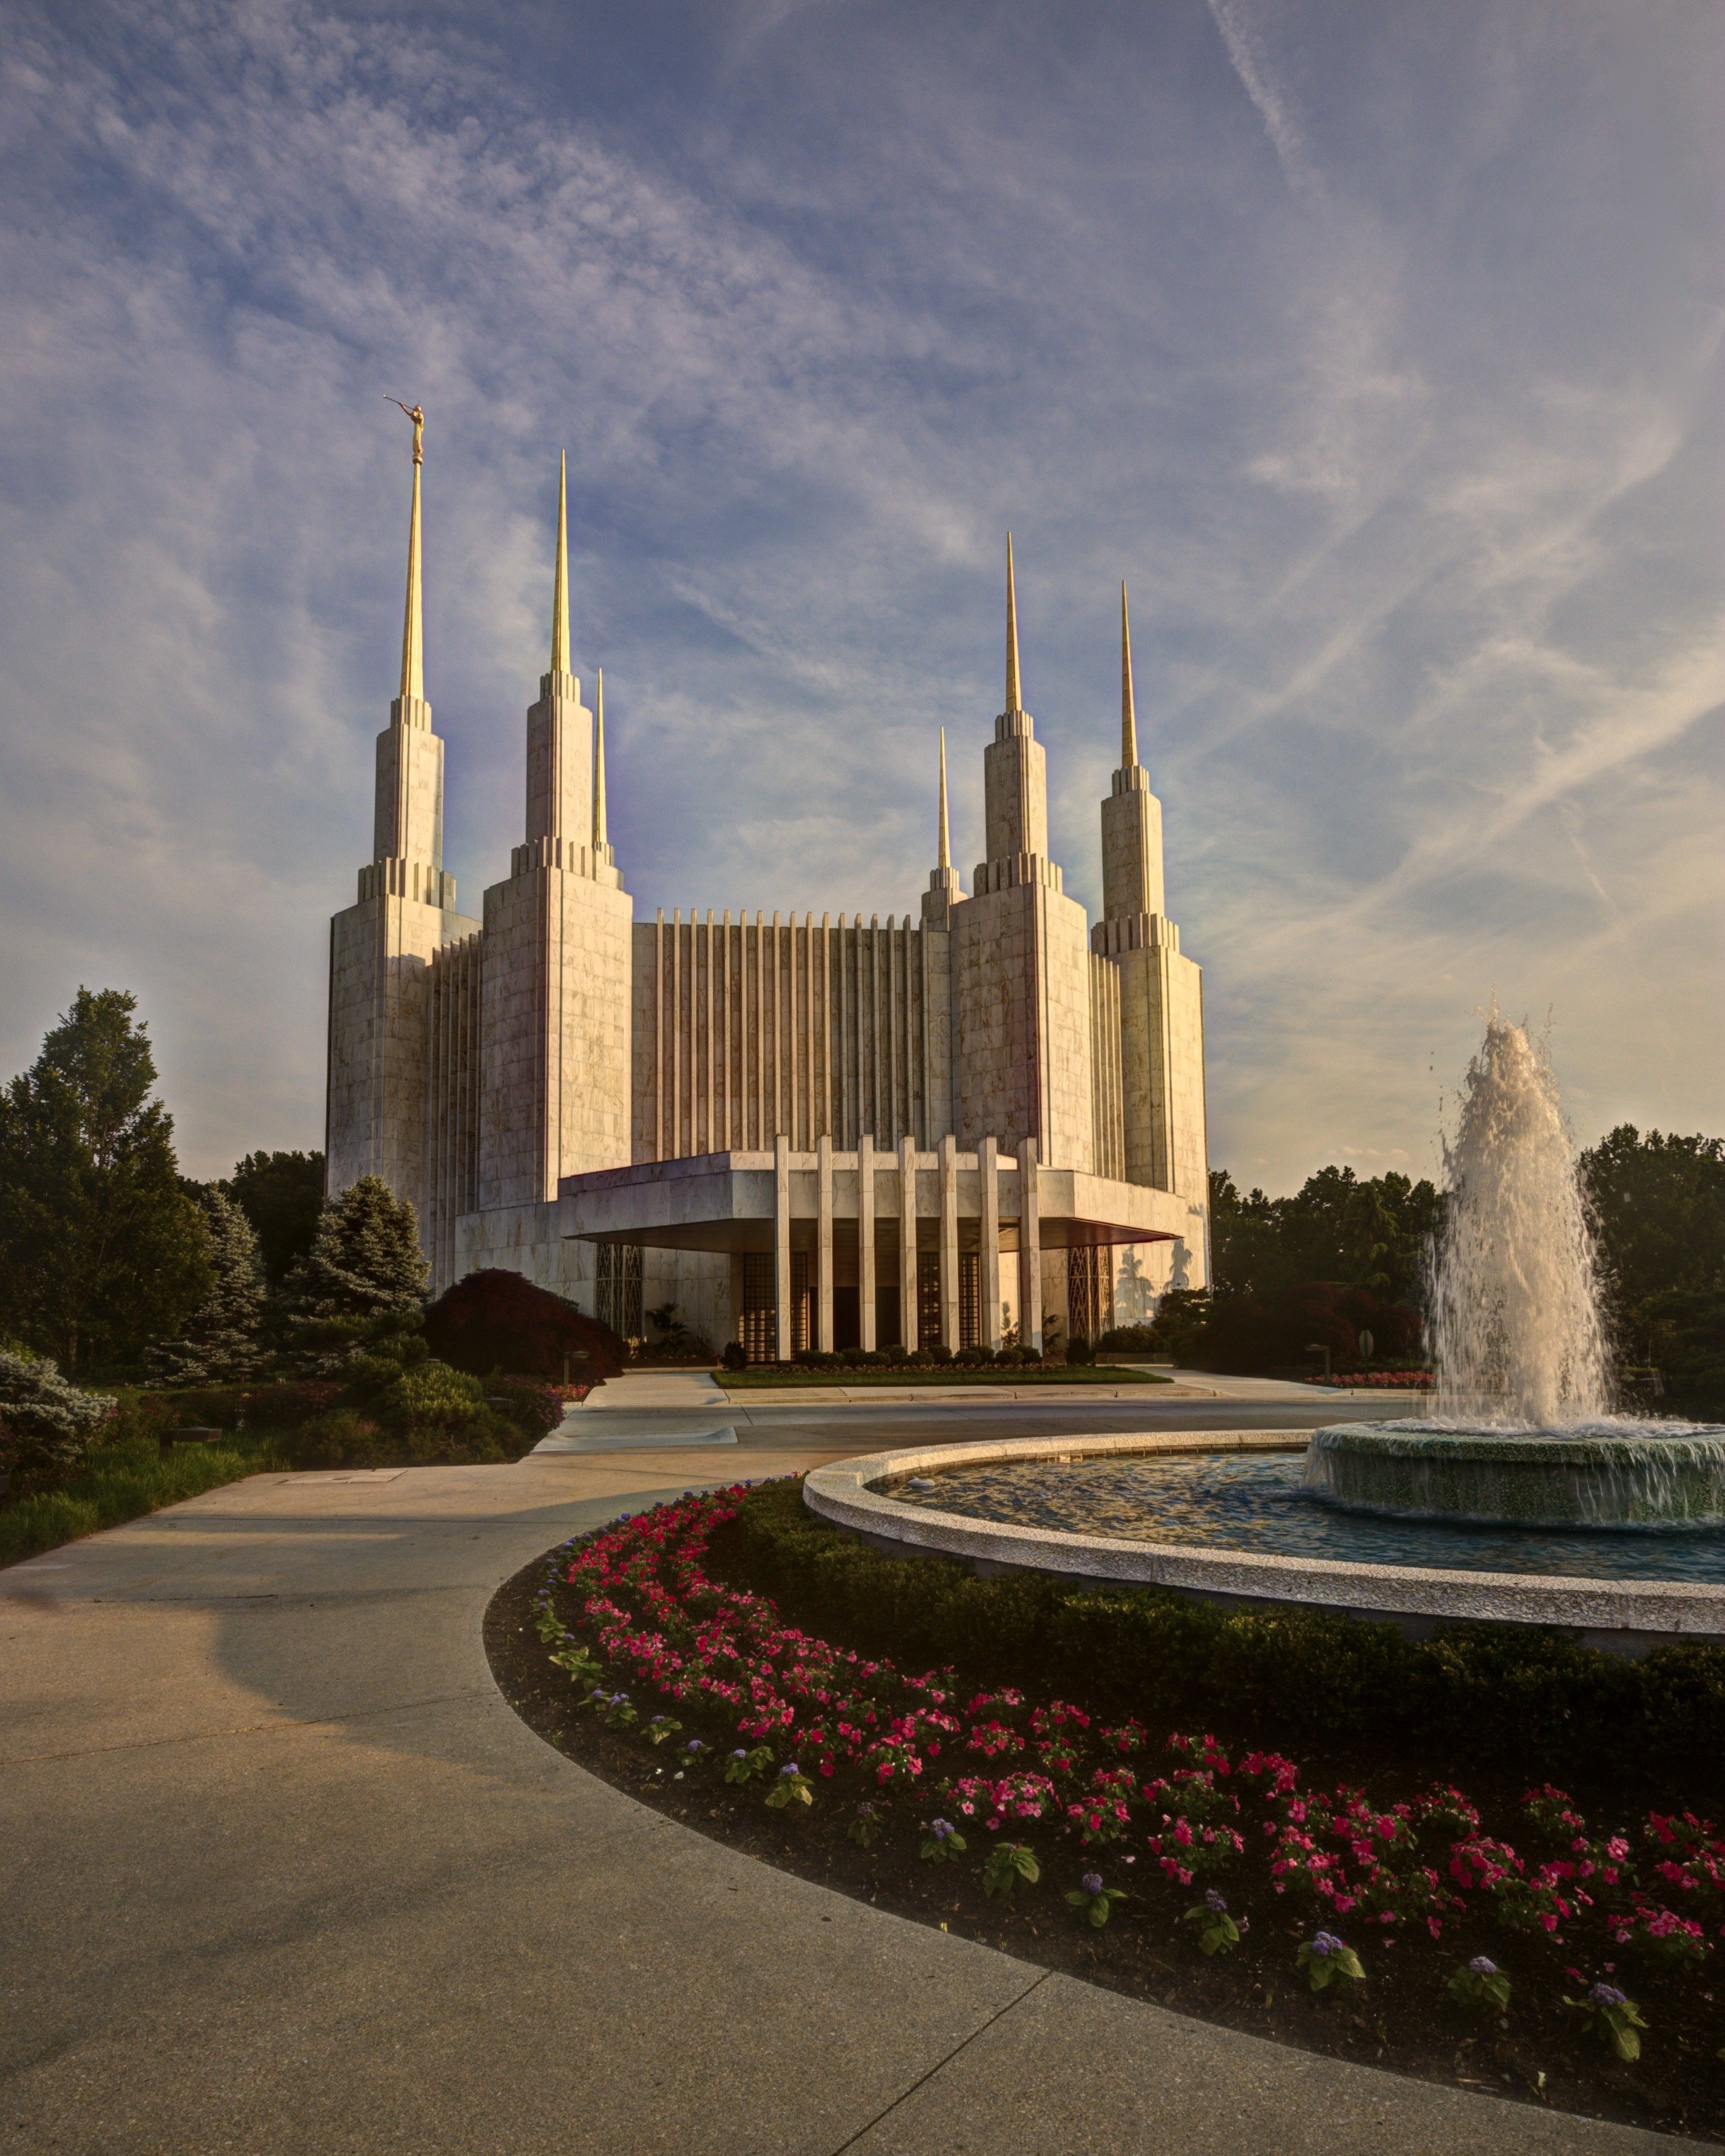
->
<box><xmin>389</xmin><ymin>399</ymin><xmax>424</xmax><ymax>464</ymax></box>
<box><xmin>388</xmin><ymin>401</ymin><xmax>424</xmax><ymax>704</ymax></box>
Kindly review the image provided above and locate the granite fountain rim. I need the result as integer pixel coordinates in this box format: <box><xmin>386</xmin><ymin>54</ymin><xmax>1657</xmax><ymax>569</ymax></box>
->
<box><xmin>800</xmin><ymin>1430</ymin><xmax>1725</xmax><ymax>1647</ymax></box>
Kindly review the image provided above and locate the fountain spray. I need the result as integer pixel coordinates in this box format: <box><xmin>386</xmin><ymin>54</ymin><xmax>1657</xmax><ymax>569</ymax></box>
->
<box><xmin>1426</xmin><ymin>1003</ymin><xmax>1611</xmax><ymax>1429</ymax></box>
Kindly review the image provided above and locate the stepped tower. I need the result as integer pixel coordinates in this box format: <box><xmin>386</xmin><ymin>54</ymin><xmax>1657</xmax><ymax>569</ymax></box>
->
<box><xmin>476</xmin><ymin>457</ymin><xmax>633</xmax><ymax>1212</ymax></box>
<box><xmin>325</xmin><ymin>409</ymin><xmax>477</xmax><ymax>1226</ymax></box>
<box><xmin>1091</xmin><ymin>583</ymin><xmax>1208</xmax><ymax>1199</ymax></box>
<box><xmin>951</xmin><ymin>538</ymin><xmax>1096</xmax><ymax>1174</ymax></box>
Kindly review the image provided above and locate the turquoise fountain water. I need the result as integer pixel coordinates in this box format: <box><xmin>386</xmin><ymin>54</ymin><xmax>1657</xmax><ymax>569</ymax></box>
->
<box><xmin>1302</xmin><ymin>1007</ymin><xmax>1725</xmax><ymax>1530</ymax></box>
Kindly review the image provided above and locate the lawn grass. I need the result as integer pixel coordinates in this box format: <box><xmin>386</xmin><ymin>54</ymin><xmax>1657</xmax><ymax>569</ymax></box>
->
<box><xmin>0</xmin><ymin>1434</ymin><xmax>271</xmax><ymax>1569</ymax></box>
<box><xmin>716</xmin><ymin>1363</ymin><xmax>1169</xmax><ymax>1389</ymax></box>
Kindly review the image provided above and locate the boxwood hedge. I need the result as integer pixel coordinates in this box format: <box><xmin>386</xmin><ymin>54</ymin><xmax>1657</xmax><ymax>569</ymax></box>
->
<box><xmin>708</xmin><ymin>1478</ymin><xmax>1725</xmax><ymax>1801</ymax></box>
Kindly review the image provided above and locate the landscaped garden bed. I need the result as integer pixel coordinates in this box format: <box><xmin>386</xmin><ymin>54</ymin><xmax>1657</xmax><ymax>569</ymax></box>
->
<box><xmin>486</xmin><ymin>1478</ymin><xmax>1725</xmax><ymax>2142</ymax></box>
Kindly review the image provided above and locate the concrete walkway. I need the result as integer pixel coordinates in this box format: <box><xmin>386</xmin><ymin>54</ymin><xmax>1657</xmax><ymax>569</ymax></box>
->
<box><xmin>0</xmin><ymin>1432</ymin><xmax>1692</xmax><ymax>2156</ymax></box>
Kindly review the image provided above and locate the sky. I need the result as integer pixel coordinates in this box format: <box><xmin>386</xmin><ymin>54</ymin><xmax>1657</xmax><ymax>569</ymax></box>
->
<box><xmin>0</xmin><ymin>0</ymin><xmax>1720</xmax><ymax>1189</ymax></box>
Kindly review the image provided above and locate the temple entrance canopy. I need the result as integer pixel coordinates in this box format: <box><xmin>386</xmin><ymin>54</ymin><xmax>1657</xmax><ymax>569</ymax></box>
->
<box><xmin>559</xmin><ymin>1138</ymin><xmax>1201</xmax><ymax>1361</ymax></box>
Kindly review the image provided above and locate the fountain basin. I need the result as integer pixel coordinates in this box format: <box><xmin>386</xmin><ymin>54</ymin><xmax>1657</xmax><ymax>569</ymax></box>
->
<box><xmin>801</xmin><ymin>1432</ymin><xmax>1725</xmax><ymax>1654</ymax></box>
<box><xmin>1304</xmin><ymin>1421</ymin><xmax>1725</xmax><ymax>1529</ymax></box>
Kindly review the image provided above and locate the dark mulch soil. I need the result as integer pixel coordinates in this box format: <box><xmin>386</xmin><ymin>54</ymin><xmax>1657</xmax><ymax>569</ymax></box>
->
<box><xmin>485</xmin><ymin>1547</ymin><xmax>1725</xmax><ymax>2144</ymax></box>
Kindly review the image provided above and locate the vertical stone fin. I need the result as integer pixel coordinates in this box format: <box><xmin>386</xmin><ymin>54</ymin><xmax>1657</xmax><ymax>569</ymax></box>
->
<box><xmin>594</xmin><ymin>667</ymin><xmax>608</xmax><ymax>848</ymax></box>
<box><xmin>1005</xmin><ymin>533</ymin><xmax>1022</xmax><ymax>714</ymax></box>
<box><xmin>551</xmin><ymin>451</ymin><xmax>571</xmax><ymax>678</ymax></box>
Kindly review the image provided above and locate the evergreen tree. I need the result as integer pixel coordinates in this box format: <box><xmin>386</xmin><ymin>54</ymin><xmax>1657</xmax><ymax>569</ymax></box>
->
<box><xmin>286</xmin><ymin>1175</ymin><xmax>427</xmax><ymax>1321</ymax></box>
<box><xmin>146</xmin><ymin>1188</ymin><xmax>267</xmax><ymax>1384</ymax></box>
<box><xmin>225</xmin><ymin>1149</ymin><xmax>326</xmax><ymax>1287</ymax></box>
<box><xmin>0</xmin><ymin>989</ymin><xmax>211</xmax><ymax>1372</ymax></box>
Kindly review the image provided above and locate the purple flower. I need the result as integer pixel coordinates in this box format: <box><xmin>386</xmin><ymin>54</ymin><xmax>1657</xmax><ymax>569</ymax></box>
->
<box><xmin>1311</xmin><ymin>1931</ymin><xmax>1342</xmax><ymax>1957</ymax></box>
<box><xmin>1205</xmin><ymin>1889</ymin><xmax>1228</xmax><ymax>1913</ymax></box>
<box><xmin>930</xmin><ymin>1817</ymin><xmax>954</xmax><ymax>1840</ymax></box>
<box><xmin>1589</xmin><ymin>1982</ymin><xmax>1628</xmax><ymax>2009</ymax></box>
<box><xmin>1082</xmin><ymin>1872</ymin><xmax>1104</xmax><ymax>1896</ymax></box>
<box><xmin>856</xmin><ymin>1801</ymin><xmax>876</xmax><ymax>1818</ymax></box>
<box><xmin>732</xmin><ymin>1749</ymin><xmax>747</xmax><ymax>1759</ymax></box>
<box><xmin>780</xmin><ymin>1761</ymin><xmax>801</xmax><ymax>1778</ymax></box>
<box><xmin>1469</xmin><ymin>1956</ymin><xmax>1497</xmax><ymax>1976</ymax></box>
<box><xmin>686</xmin><ymin>1739</ymin><xmax>704</xmax><ymax>1752</ymax></box>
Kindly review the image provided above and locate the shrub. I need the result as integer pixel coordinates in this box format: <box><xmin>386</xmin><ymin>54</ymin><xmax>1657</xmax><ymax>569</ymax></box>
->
<box><xmin>0</xmin><ymin>1350</ymin><xmax>114</xmax><ymax>1494</ymax></box>
<box><xmin>1098</xmin><ymin>1325</ymin><xmax>1160</xmax><ymax>1356</ymax></box>
<box><xmin>709</xmin><ymin>1480</ymin><xmax>1725</xmax><ymax>1796</ymax></box>
<box><xmin>375</xmin><ymin>1359</ymin><xmax>486</xmax><ymax>1433</ymax></box>
<box><xmin>483</xmin><ymin>1376</ymin><xmax>564</xmax><ymax>1441</ymax></box>
<box><xmin>1066</xmin><ymin>1335</ymin><xmax>1095</xmax><ymax>1365</ymax></box>
<box><xmin>424</xmin><ymin>1269</ymin><xmax>626</xmax><ymax>1384</ymax></box>
<box><xmin>721</xmin><ymin>1340</ymin><xmax>748</xmax><ymax>1372</ymax></box>
<box><xmin>276</xmin><ymin>1409</ymin><xmax>394</xmax><ymax>1470</ymax></box>
<box><xmin>237</xmin><ymin>1381</ymin><xmax>344</xmax><ymax>1430</ymax></box>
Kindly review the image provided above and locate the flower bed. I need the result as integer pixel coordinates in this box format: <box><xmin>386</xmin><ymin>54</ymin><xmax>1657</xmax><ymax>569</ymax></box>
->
<box><xmin>1314</xmin><ymin>1370</ymin><xmax>1434</xmax><ymax>1388</ymax></box>
<box><xmin>490</xmin><ymin>1483</ymin><xmax>1725</xmax><ymax>2138</ymax></box>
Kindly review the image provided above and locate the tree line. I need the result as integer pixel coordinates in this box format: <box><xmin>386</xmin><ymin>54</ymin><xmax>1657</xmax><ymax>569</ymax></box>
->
<box><xmin>1145</xmin><ymin>1141</ymin><xmax>1725</xmax><ymax>1408</ymax></box>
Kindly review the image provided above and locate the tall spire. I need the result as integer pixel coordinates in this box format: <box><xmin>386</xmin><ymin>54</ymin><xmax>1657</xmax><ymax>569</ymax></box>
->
<box><xmin>1120</xmin><ymin>581</ymin><xmax>1138</xmax><ymax>769</ymax></box>
<box><xmin>593</xmin><ymin>667</ymin><xmax>608</xmax><ymax>848</ymax></box>
<box><xmin>1004</xmin><ymin>532</ymin><xmax>1022</xmax><ymax>713</ymax></box>
<box><xmin>937</xmin><ymin>727</ymin><xmax>951</xmax><ymax>869</ymax></box>
<box><xmin>550</xmin><ymin>451</ymin><xmax>571</xmax><ymax>677</ymax></box>
<box><xmin>395</xmin><ymin>403</ymin><xmax>424</xmax><ymax>704</ymax></box>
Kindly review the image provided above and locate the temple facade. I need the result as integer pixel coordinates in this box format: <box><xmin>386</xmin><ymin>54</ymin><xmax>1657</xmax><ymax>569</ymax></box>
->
<box><xmin>326</xmin><ymin>444</ymin><xmax>1210</xmax><ymax>1355</ymax></box>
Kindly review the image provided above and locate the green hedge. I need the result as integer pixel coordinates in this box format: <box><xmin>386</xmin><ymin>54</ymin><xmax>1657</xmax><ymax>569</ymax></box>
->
<box><xmin>710</xmin><ymin>1479</ymin><xmax>1725</xmax><ymax>1799</ymax></box>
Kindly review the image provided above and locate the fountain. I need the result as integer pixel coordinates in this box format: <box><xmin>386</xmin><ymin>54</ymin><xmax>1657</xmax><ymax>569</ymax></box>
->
<box><xmin>803</xmin><ymin>1007</ymin><xmax>1725</xmax><ymax>1647</ymax></box>
<box><xmin>1302</xmin><ymin>1005</ymin><xmax>1725</xmax><ymax>1529</ymax></box>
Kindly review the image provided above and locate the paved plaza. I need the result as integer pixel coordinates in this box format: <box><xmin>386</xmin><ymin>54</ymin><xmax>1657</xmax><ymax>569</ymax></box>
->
<box><xmin>1</xmin><ymin>1395</ymin><xmax>1696</xmax><ymax>2154</ymax></box>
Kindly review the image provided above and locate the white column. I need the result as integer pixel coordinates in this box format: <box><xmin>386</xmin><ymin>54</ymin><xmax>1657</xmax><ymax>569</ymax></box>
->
<box><xmin>816</xmin><ymin>1131</ymin><xmax>834</xmax><ymax>1353</ymax></box>
<box><xmin>858</xmin><ymin>1132</ymin><xmax>876</xmax><ymax>1351</ymax></box>
<box><xmin>899</xmin><ymin>1132</ymin><xmax>919</xmax><ymax>1352</ymax></box>
<box><xmin>774</xmin><ymin>1131</ymin><xmax>791</xmax><ymax>1364</ymax></box>
<box><xmin>1017</xmin><ymin>1134</ymin><xmax>1041</xmax><ymax>1353</ymax></box>
<box><xmin>979</xmin><ymin>1134</ymin><xmax>1001</xmax><ymax>1348</ymax></box>
<box><xmin>938</xmin><ymin>1132</ymin><xmax>959</xmax><ymax>1350</ymax></box>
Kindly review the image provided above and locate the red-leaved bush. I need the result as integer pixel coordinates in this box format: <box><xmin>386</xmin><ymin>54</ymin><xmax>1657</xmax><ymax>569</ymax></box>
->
<box><xmin>424</xmin><ymin>1270</ymin><xmax>626</xmax><ymax>1384</ymax></box>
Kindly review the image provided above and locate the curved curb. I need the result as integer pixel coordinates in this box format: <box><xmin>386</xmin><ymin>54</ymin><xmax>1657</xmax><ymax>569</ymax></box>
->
<box><xmin>802</xmin><ymin>1431</ymin><xmax>1725</xmax><ymax>1650</ymax></box>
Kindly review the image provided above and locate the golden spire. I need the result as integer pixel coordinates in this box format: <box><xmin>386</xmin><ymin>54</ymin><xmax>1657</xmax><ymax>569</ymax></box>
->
<box><xmin>593</xmin><ymin>667</ymin><xmax>608</xmax><ymax>848</ymax></box>
<box><xmin>551</xmin><ymin>451</ymin><xmax>571</xmax><ymax>678</ymax></box>
<box><xmin>391</xmin><ymin>401</ymin><xmax>425</xmax><ymax>704</ymax></box>
<box><xmin>937</xmin><ymin>727</ymin><xmax>951</xmax><ymax>870</ymax></box>
<box><xmin>1004</xmin><ymin>532</ymin><xmax>1022</xmax><ymax>712</ymax></box>
<box><xmin>1120</xmin><ymin>581</ymin><xmax>1138</xmax><ymax>769</ymax></box>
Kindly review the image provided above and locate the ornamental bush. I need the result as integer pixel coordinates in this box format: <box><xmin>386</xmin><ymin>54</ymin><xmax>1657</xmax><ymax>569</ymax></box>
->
<box><xmin>423</xmin><ymin>1268</ymin><xmax>625</xmax><ymax>1384</ymax></box>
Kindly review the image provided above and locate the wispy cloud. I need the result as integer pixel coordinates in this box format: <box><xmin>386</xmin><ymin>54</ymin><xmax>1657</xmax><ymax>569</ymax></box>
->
<box><xmin>0</xmin><ymin>0</ymin><xmax>1718</xmax><ymax>1186</ymax></box>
